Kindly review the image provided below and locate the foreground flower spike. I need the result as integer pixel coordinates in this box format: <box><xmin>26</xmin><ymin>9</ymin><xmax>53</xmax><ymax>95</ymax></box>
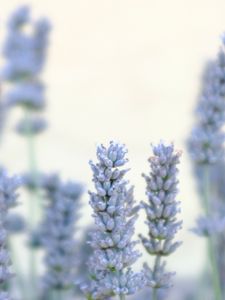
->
<box><xmin>140</xmin><ymin>142</ymin><xmax>182</xmax><ymax>300</ymax></box>
<box><xmin>41</xmin><ymin>174</ymin><xmax>83</xmax><ymax>296</ymax></box>
<box><xmin>0</xmin><ymin>171</ymin><xmax>20</xmax><ymax>300</ymax></box>
<box><xmin>81</xmin><ymin>141</ymin><xmax>145</xmax><ymax>300</ymax></box>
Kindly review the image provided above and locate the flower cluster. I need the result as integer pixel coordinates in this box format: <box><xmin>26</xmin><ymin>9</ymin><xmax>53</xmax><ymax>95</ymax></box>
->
<box><xmin>6</xmin><ymin>82</ymin><xmax>45</xmax><ymax>111</ymax></box>
<box><xmin>41</xmin><ymin>174</ymin><xmax>83</xmax><ymax>291</ymax></box>
<box><xmin>2</xmin><ymin>5</ymin><xmax>50</xmax><ymax>82</ymax></box>
<box><xmin>140</xmin><ymin>142</ymin><xmax>182</xmax><ymax>290</ymax></box>
<box><xmin>81</xmin><ymin>141</ymin><xmax>145</xmax><ymax>299</ymax></box>
<box><xmin>16</xmin><ymin>116</ymin><xmax>47</xmax><ymax>136</ymax></box>
<box><xmin>2</xmin><ymin>5</ymin><xmax>51</xmax><ymax>137</ymax></box>
<box><xmin>188</xmin><ymin>40</ymin><xmax>225</xmax><ymax>164</ymax></box>
<box><xmin>0</xmin><ymin>171</ymin><xmax>20</xmax><ymax>299</ymax></box>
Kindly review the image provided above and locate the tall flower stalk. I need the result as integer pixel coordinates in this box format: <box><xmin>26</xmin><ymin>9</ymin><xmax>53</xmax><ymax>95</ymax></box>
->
<box><xmin>81</xmin><ymin>141</ymin><xmax>145</xmax><ymax>300</ymax></box>
<box><xmin>41</xmin><ymin>174</ymin><xmax>83</xmax><ymax>300</ymax></box>
<box><xmin>140</xmin><ymin>142</ymin><xmax>182</xmax><ymax>300</ymax></box>
<box><xmin>2</xmin><ymin>5</ymin><xmax>51</xmax><ymax>298</ymax></box>
<box><xmin>188</xmin><ymin>38</ymin><xmax>225</xmax><ymax>300</ymax></box>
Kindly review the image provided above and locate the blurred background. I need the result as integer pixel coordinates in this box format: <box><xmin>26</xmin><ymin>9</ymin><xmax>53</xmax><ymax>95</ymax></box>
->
<box><xmin>0</xmin><ymin>0</ymin><xmax>225</xmax><ymax>290</ymax></box>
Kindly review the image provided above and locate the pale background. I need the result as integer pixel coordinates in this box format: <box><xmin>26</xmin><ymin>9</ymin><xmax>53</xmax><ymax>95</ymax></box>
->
<box><xmin>0</xmin><ymin>0</ymin><xmax>224</xmax><ymax>285</ymax></box>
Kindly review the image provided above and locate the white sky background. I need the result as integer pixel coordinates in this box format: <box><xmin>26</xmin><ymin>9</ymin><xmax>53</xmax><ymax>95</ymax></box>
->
<box><xmin>1</xmin><ymin>0</ymin><xmax>225</xmax><ymax>283</ymax></box>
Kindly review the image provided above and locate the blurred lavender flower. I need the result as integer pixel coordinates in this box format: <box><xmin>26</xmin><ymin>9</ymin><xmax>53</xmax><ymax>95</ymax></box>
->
<box><xmin>0</xmin><ymin>291</ymin><xmax>11</xmax><ymax>300</ymax></box>
<box><xmin>188</xmin><ymin>41</ymin><xmax>225</xmax><ymax>164</ymax></box>
<box><xmin>192</xmin><ymin>215</ymin><xmax>225</xmax><ymax>237</ymax></box>
<box><xmin>5</xmin><ymin>82</ymin><xmax>45</xmax><ymax>110</ymax></box>
<box><xmin>140</xmin><ymin>142</ymin><xmax>182</xmax><ymax>298</ymax></box>
<box><xmin>2</xmin><ymin>5</ymin><xmax>51</xmax><ymax>141</ymax></box>
<box><xmin>21</xmin><ymin>171</ymin><xmax>45</xmax><ymax>191</ymax></box>
<box><xmin>187</xmin><ymin>37</ymin><xmax>225</xmax><ymax>300</ymax></box>
<box><xmin>5</xmin><ymin>213</ymin><xmax>26</xmax><ymax>234</ymax></box>
<box><xmin>0</xmin><ymin>171</ymin><xmax>21</xmax><ymax>299</ymax></box>
<box><xmin>41</xmin><ymin>174</ymin><xmax>83</xmax><ymax>292</ymax></box>
<box><xmin>2</xmin><ymin>5</ymin><xmax>50</xmax><ymax>81</ymax></box>
<box><xmin>7</xmin><ymin>5</ymin><xmax>30</xmax><ymax>29</ymax></box>
<box><xmin>16</xmin><ymin>116</ymin><xmax>47</xmax><ymax>136</ymax></box>
<box><xmin>0</xmin><ymin>171</ymin><xmax>20</xmax><ymax>210</ymax></box>
<box><xmin>81</xmin><ymin>141</ymin><xmax>145</xmax><ymax>299</ymax></box>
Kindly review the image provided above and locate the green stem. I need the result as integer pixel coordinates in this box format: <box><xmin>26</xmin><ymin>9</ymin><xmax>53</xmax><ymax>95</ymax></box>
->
<box><xmin>25</xmin><ymin>109</ymin><xmax>39</xmax><ymax>300</ymax></box>
<box><xmin>151</xmin><ymin>255</ymin><xmax>160</xmax><ymax>300</ymax></box>
<box><xmin>52</xmin><ymin>289</ymin><xmax>63</xmax><ymax>300</ymax></box>
<box><xmin>152</xmin><ymin>288</ymin><xmax>157</xmax><ymax>300</ymax></box>
<box><xmin>203</xmin><ymin>166</ymin><xmax>222</xmax><ymax>300</ymax></box>
<box><xmin>119</xmin><ymin>295</ymin><xmax>125</xmax><ymax>300</ymax></box>
<box><xmin>8</xmin><ymin>238</ymin><xmax>28</xmax><ymax>300</ymax></box>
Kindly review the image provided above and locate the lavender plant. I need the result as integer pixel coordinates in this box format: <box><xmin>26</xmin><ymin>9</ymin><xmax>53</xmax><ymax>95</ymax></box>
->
<box><xmin>41</xmin><ymin>174</ymin><xmax>83</xmax><ymax>299</ymax></box>
<box><xmin>81</xmin><ymin>141</ymin><xmax>145</xmax><ymax>300</ymax></box>
<box><xmin>140</xmin><ymin>142</ymin><xmax>182</xmax><ymax>300</ymax></box>
<box><xmin>2</xmin><ymin>5</ymin><xmax>51</xmax><ymax>299</ymax></box>
<box><xmin>187</xmin><ymin>38</ymin><xmax>225</xmax><ymax>300</ymax></box>
<box><xmin>0</xmin><ymin>171</ymin><xmax>20</xmax><ymax>300</ymax></box>
<box><xmin>2</xmin><ymin>4</ymin><xmax>50</xmax><ymax>195</ymax></box>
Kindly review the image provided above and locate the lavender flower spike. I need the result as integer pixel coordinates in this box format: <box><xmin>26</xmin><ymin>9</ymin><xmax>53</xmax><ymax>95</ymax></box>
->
<box><xmin>81</xmin><ymin>141</ymin><xmax>145</xmax><ymax>300</ymax></box>
<box><xmin>0</xmin><ymin>171</ymin><xmax>20</xmax><ymax>299</ymax></box>
<box><xmin>187</xmin><ymin>36</ymin><xmax>225</xmax><ymax>300</ymax></box>
<box><xmin>140</xmin><ymin>142</ymin><xmax>182</xmax><ymax>299</ymax></box>
<box><xmin>41</xmin><ymin>174</ymin><xmax>83</xmax><ymax>293</ymax></box>
<box><xmin>188</xmin><ymin>39</ymin><xmax>225</xmax><ymax>164</ymax></box>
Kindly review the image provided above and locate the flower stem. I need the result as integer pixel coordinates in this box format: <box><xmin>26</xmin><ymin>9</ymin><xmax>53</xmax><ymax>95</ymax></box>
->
<box><xmin>119</xmin><ymin>295</ymin><xmax>125</xmax><ymax>300</ymax></box>
<box><xmin>52</xmin><ymin>289</ymin><xmax>63</xmax><ymax>300</ymax></box>
<box><xmin>203</xmin><ymin>166</ymin><xmax>222</xmax><ymax>300</ymax></box>
<box><xmin>152</xmin><ymin>289</ymin><xmax>157</xmax><ymax>300</ymax></box>
<box><xmin>152</xmin><ymin>255</ymin><xmax>160</xmax><ymax>300</ymax></box>
<box><xmin>25</xmin><ymin>109</ymin><xmax>39</xmax><ymax>300</ymax></box>
<box><xmin>8</xmin><ymin>238</ymin><xmax>28</xmax><ymax>300</ymax></box>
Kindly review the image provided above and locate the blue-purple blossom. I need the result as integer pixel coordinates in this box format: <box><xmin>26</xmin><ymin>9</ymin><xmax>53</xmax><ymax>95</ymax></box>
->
<box><xmin>41</xmin><ymin>174</ymin><xmax>83</xmax><ymax>291</ymax></box>
<box><xmin>140</xmin><ymin>142</ymin><xmax>182</xmax><ymax>291</ymax></box>
<box><xmin>0</xmin><ymin>292</ymin><xmax>11</xmax><ymax>300</ymax></box>
<box><xmin>81</xmin><ymin>141</ymin><xmax>145</xmax><ymax>299</ymax></box>
<box><xmin>5</xmin><ymin>82</ymin><xmax>45</xmax><ymax>111</ymax></box>
<box><xmin>0</xmin><ymin>171</ymin><xmax>21</xmax><ymax>299</ymax></box>
<box><xmin>2</xmin><ymin>5</ymin><xmax>51</xmax><ymax>140</ymax></box>
<box><xmin>5</xmin><ymin>213</ymin><xmax>26</xmax><ymax>234</ymax></box>
<box><xmin>2</xmin><ymin>5</ymin><xmax>50</xmax><ymax>82</ymax></box>
<box><xmin>7</xmin><ymin>5</ymin><xmax>30</xmax><ymax>30</ymax></box>
<box><xmin>16</xmin><ymin>116</ymin><xmax>47</xmax><ymax>135</ymax></box>
<box><xmin>21</xmin><ymin>171</ymin><xmax>45</xmax><ymax>191</ymax></box>
<box><xmin>192</xmin><ymin>215</ymin><xmax>225</xmax><ymax>237</ymax></box>
<box><xmin>0</xmin><ymin>171</ymin><xmax>20</xmax><ymax>210</ymax></box>
<box><xmin>187</xmin><ymin>37</ymin><xmax>225</xmax><ymax>300</ymax></box>
<box><xmin>188</xmin><ymin>40</ymin><xmax>225</xmax><ymax>164</ymax></box>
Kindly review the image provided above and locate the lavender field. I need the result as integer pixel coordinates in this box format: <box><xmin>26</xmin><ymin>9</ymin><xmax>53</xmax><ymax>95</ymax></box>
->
<box><xmin>0</xmin><ymin>1</ymin><xmax>225</xmax><ymax>300</ymax></box>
